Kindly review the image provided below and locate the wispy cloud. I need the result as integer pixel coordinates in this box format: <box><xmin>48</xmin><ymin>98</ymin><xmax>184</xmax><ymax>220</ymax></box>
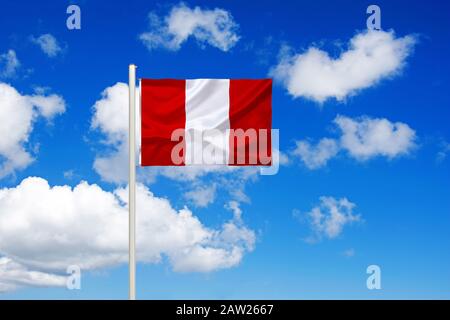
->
<box><xmin>292</xmin><ymin>138</ymin><xmax>339</xmax><ymax>170</ymax></box>
<box><xmin>30</xmin><ymin>34</ymin><xmax>64</xmax><ymax>57</ymax></box>
<box><xmin>342</xmin><ymin>248</ymin><xmax>356</xmax><ymax>258</ymax></box>
<box><xmin>436</xmin><ymin>141</ymin><xmax>450</xmax><ymax>163</ymax></box>
<box><xmin>184</xmin><ymin>184</ymin><xmax>217</xmax><ymax>208</ymax></box>
<box><xmin>297</xmin><ymin>196</ymin><xmax>362</xmax><ymax>243</ymax></box>
<box><xmin>0</xmin><ymin>50</ymin><xmax>20</xmax><ymax>78</ymax></box>
<box><xmin>225</xmin><ymin>200</ymin><xmax>243</xmax><ymax>222</ymax></box>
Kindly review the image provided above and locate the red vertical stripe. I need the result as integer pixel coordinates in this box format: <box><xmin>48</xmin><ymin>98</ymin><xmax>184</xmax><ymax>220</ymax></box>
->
<box><xmin>141</xmin><ymin>79</ymin><xmax>186</xmax><ymax>166</ymax></box>
<box><xmin>229</xmin><ymin>79</ymin><xmax>272</xmax><ymax>165</ymax></box>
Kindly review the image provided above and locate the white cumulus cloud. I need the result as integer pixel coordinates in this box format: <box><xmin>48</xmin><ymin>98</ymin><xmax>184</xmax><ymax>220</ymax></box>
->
<box><xmin>91</xmin><ymin>82</ymin><xmax>130</xmax><ymax>144</ymax></box>
<box><xmin>91</xmin><ymin>82</ymin><xmax>132</xmax><ymax>184</ymax></box>
<box><xmin>292</xmin><ymin>115</ymin><xmax>416</xmax><ymax>169</ymax></box>
<box><xmin>0</xmin><ymin>83</ymin><xmax>65</xmax><ymax>179</ymax></box>
<box><xmin>0</xmin><ymin>50</ymin><xmax>20</xmax><ymax>78</ymax></box>
<box><xmin>271</xmin><ymin>30</ymin><xmax>416</xmax><ymax>103</ymax></box>
<box><xmin>0</xmin><ymin>177</ymin><xmax>256</xmax><ymax>286</ymax></box>
<box><xmin>30</xmin><ymin>34</ymin><xmax>63</xmax><ymax>57</ymax></box>
<box><xmin>335</xmin><ymin>115</ymin><xmax>417</xmax><ymax>160</ymax></box>
<box><xmin>139</xmin><ymin>2</ymin><xmax>240</xmax><ymax>52</ymax></box>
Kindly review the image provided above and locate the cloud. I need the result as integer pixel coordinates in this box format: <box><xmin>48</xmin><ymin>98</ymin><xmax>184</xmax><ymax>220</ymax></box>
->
<box><xmin>0</xmin><ymin>257</ymin><xmax>66</xmax><ymax>292</ymax></box>
<box><xmin>139</xmin><ymin>3</ymin><xmax>240</xmax><ymax>52</ymax></box>
<box><xmin>342</xmin><ymin>248</ymin><xmax>355</xmax><ymax>258</ymax></box>
<box><xmin>335</xmin><ymin>115</ymin><xmax>417</xmax><ymax>160</ymax></box>
<box><xmin>91</xmin><ymin>82</ymin><xmax>135</xmax><ymax>184</ymax></box>
<box><xmin>0</xmin><ymin>83</ymin><xmax>66</xmax><ymax>179</ymax></box>
<box><xmin>184</xmin><ymin>185</ymin><xmax>216</xmax><ymax>207</ymax></box>
<box><xmin>0</xmin><ymin>50</ymin><xmax>20</xmax><ymax>78</ymax></box>
<box><xmin>91</xmin><ymin>83</ymin><xmax>129</xmax><ymax>144</ymax></box>
<box><xmin>27</xmin><ymin>94</ymin><xmax>66</xmax><ymax>118</ymax></box>
<box><xmin>436</xmin><ymin>141</ymin><xmax>450</xmax><ymax>163</ymax></box>
<box><xmin>30</xmin><ymin>34</ymin><xmax>63</xmax><ymax>57</ymax></box>
<box><xmin>271</xmin><ymin>30</ymin><xmax>416</xmax><ymax>103</ymax></box>
<box><xmin>301</xmin><ymin>196</ymin><xmax>361</xmax><ymax>242</ymax></box>
<box><xmin>225</xmin><ymin>200</ymin><xmax>243</xmax><ymax>222</ymax></box>
<box><xmin>0</xmin><ymin>177</ymin><xmax>256</xmax><ymax>283</ymax></box>
<box><xmin>170</xmin><ymin>221</ymin><xmax>254</xmax><ymax>273</ymax></box>
<box><xmin>292</xmin><ymin>138</ymin><xmax>339</xmax><ymax>169</ymax></box>
<box><xmin>292</xmin><ymin>115</ymin><xmax>416</xmax><ymax>169</ymax></box>
<box><xmin>63</xmin><ymin>169</ymin><xmax>76</xmax><ymax>180</ymax></box>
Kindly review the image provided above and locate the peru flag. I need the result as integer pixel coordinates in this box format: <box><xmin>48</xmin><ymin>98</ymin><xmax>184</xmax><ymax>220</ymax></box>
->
<box><xmin>140</xmin><ymin>79</ymin><xmax>272</xmax><ymax>166</ymax></box>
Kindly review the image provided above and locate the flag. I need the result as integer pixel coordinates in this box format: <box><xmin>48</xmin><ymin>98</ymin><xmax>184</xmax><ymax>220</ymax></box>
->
<box><xmin>140</xmin><ymin>78</ymin><xmax>272</xmax><ymax>166</ymax></box>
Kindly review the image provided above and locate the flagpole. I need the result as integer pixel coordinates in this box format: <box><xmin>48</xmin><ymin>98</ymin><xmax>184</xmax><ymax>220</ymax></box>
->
<box><xmin>128</xmin><ymin>64</ymin><xmax>137</xmax><ymax>300</ymax></box>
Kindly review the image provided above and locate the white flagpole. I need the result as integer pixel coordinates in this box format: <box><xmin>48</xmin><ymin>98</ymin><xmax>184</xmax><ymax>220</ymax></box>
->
<box><xmin>128</xmin><ymin>64</ymin><xmax>137</xmax><ymax>300</ymax></box>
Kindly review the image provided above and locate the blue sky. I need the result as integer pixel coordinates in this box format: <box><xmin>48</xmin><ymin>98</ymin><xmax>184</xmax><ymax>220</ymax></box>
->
<box><xmin>0</xmin><ymin>0</ymin><xmax>449</xmax><ymax>299</ymax></box>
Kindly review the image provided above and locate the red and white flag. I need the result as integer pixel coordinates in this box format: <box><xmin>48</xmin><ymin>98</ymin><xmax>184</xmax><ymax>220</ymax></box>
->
<box><xmin>140</xmin><ymin>79</ymin><xmax>272</xmax><ymax>166</ymax></box>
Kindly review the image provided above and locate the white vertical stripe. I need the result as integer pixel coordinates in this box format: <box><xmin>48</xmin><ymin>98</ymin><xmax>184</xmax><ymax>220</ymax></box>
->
<box><xmin>185</xmin><ymin>79</ymin><xmax>230</xmax><ymax>165</ymax></box>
